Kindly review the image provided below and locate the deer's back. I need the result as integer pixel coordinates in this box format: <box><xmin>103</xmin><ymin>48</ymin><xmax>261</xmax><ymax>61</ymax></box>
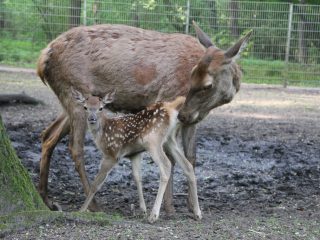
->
<box><xmin>39</xmin><ymin>24</ymin><xmax>204</xmax><ymax>112</ymax></box>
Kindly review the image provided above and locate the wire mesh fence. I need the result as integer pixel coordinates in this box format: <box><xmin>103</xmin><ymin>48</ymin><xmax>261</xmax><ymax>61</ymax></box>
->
<box><xmin>0</xmin><ymin>0</ymin><xmax>319</xmax><ymax>87</ymax></box>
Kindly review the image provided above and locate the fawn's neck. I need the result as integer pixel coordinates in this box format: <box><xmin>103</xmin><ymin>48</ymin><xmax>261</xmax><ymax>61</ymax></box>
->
<box><xmin>87</xmin><ymin>119</ymin><xmax>102</xmax><ymax>140</ymax></box>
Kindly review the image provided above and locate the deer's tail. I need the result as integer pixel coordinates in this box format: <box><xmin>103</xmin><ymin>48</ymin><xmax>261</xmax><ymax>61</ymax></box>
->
<box><xmin>37</xmin><ymin>47</ymin><xmax>52</xmax><ymax>85</ymax></box>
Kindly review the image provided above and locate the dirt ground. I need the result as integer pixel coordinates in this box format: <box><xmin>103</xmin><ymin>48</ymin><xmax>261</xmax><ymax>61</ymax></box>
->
<box><xmin>0</xmin><ymin>70</ymin><xmax>320</xmax><ymax>239</ymax></box>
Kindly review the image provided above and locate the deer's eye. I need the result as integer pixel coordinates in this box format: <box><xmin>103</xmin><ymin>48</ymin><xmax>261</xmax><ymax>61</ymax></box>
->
<box><xmin>202</xmin><ymin>83</ymin><xmax>213</xmax><ymax>91</ymax></box>
<box><xmin>99</xmin><ymin>107</ymin><xmax>103</xmax><ymax>111</ymax></box>
<box><xmin>84</xmin><ymin>106</ymin><xmax>88</xmax><ymax>110</ymax></box>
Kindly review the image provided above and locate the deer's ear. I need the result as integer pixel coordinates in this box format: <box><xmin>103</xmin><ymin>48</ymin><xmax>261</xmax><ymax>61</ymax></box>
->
<box><xmin>71</xmin><ymin>87</ymin><xmax>86</xmax><ymax>103</ymax></box>
<box><xmin>193</xmin><ymin>21</ymin><xmax>214</xmax><ymax>49</ymax></box>
<box><xmin>224</xmin><ymin>30</ymin><xmax>253</xmax><ymax>60</ymax></box>
<box><xmin>102</xmin><ymin>90</ymin><xmax>116</xmax><ymax>105</ymax></box>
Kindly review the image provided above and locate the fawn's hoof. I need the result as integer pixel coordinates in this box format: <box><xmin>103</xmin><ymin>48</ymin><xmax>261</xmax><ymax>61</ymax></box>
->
<box><xmin>193</xmin><ymin>211</ymin><xmax>202</xmax><ymax>221</ymax></box>
<box><xmin>148</xmin><ymin>213</ymin><xmax>159</xmax><ymax>223</ymax></box>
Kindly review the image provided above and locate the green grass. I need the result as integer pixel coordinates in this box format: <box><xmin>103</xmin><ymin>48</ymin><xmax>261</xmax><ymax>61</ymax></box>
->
<box><xmin>0</xmin><ymin>210</ymin><xmax>119</xmax><ymax>237</ymax></box>
<box><xmin>240</xmin><ymin>58</ymin><xmax>320</xmax><ymax>87</ymax></box>
<box><xmin>0</xmin><ymin>38</ymin><xmax>44</xmax><ymax>68</ymax></box>
<box><xmin>1</xmin><ymin>38</ymin><xmax>320</xmax><ymax>87</ymax></box>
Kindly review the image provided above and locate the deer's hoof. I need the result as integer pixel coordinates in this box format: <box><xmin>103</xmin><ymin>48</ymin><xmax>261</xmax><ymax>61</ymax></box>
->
<box><xmin>79</xmin><ymin>207</ymin><xmax>88</xmax><ymax>212</ymax></box>
<box><xmin>88</xmin><ymin>199</ymin><xmax>103</xmax><ymax>212</ymax></box>
<box><xmin>52</xmin><ymin>202</ymin><xmax>63</xmax><ymax>212</ymax></box>
<box><xmin>148</xmin><ymin>212</ymin><xmax>159</xmax><ymax>223</ymax></box>
<box><xmin>164</xmin><ymin>204</ymin><xmax>176</xmax><ymax>216</ymax></box>
<box><xmin>193</xmin><ymin>211</ymin><xmax>202</xmax><ymax>221</ymax></box>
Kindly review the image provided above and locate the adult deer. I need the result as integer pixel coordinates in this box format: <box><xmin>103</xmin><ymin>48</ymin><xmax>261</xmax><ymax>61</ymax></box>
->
<box><xmin>72</xmin><ymin>89</ymin><xmax>201</xmax><ymax>223</ymax></box>
<box><xmin>37</xmin><ymin>22</ymin><xmax>252</xmax><ymax>212</ymax></box>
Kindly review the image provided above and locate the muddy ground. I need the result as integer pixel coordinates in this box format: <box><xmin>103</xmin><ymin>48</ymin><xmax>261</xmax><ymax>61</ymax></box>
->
<box><xmin>0</xmin><ymin>70</ymin><xmax>320</xmax><ymax>239</ymax></box>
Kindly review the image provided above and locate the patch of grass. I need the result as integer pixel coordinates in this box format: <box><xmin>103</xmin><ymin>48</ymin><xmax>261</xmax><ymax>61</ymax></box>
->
<box><xmin>0</xmin><ymin>210</ymin><xmax>120</xmax><ymax>237</ymax></box>
<box><xmin>240</xmin><ymin>58</ymin><xmax>320</xmax><ymax>87</ymax></box>
<box><xmin>0</xmin><ymin>38</ymin><xmax>45</xmax><ymax>68</ymax></box>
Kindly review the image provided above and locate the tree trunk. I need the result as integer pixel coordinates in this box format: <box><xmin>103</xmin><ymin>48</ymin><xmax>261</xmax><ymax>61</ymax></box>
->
<box><xmin>33</xmin><ymin>0</ymin><xmax>54</xmax><ymax>41</ymax></box>
<box><xmin>229</xmin><ymin>0</ymin><xmax>240</xmax><ymax>37</ymax></box>
<box><xmin>163</xmin><ymin>0</ymin><xmax>184</xmax><ymax>32</ymax></box>
<box><xmin>69</xmin><ymin>0</ymin><xmax>82</xmax><ymax>29</ymax></box>
<box><xmin>0</xmin><ymin>0</ymin><xmax>6</xmax><ymax>29</ymax></box>
<box><xmin>0</xmin><ymin>116</ymin><xmax>47</xmax><ymax>216</ymax></box>
<box><xmin>93</xmin><ymin>0</ymin><xmax>101</xmax><ymax>24</ymax></box>
<box><xmin>131</xmin><ymin>1</ymin><xmax>140</xmax><ymax>27</ymax></box>
<box><xmin>297</xmin><ymin>0</ymin><xmax>308</xmax><ymax>64</ymax></box>
<box><xmin>207</xmin><ymin>0</ymin><xmax>217</xmax><ymax>30</ymax></box>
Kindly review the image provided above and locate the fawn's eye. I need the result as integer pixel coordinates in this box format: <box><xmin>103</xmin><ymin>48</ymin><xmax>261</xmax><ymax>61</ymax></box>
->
<box><xmin>99</xmin><ymin>107</ymin><xmax>103</xmax><ymax>111</ymax></box>
<box><xmin>84</xmin><ymin>106</ymin><xmax>88</xmax><ymax>110</ymax></box>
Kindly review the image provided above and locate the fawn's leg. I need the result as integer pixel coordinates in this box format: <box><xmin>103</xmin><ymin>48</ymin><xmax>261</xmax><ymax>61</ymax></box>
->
<box><xmin>130</xmin><ymin>154</ymin><xmax>147</xmax><ymax>215</ymax></box>
<box><xmin>147</xmin><ymin>146</ymin><xmax>172</xmax><ymax>223</ymax></box>
<box><xmin>39</xmin><ymin>112</ymin><xmax>70</xmax><ymax>210</ymax></box>
<box><xmin>165</xmin><ymin>135</ymin><xmax>202</xmax><ymax>220</ymax></box>
<box><xmin>80</xmin><ymin>158</ymin><xmax>117</xmax><ymax>212</ymax></box>
<box><xmin>181</xmin><ymin>124</ymin><xmax>197</xmax><ymax>211</ymax></box>
<box><xmin>69</xmin><ymin>112</ymin><xmax>101</xmax><ymax>211</ymax></box>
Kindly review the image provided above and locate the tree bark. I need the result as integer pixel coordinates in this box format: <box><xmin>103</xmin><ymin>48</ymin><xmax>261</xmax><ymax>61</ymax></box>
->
<box><xmin>0</xmin><ymin>116</ymin><xmax>47</xmax><ymax>216</ymax></box>
<box><xmin>207</xmin><ymin>0</ymin><xmax>217</xmax><ymax>30</ymax></box>
<box><xmin>297</xmin><ymin>0</ymin><xmax>308</xmax><ymax>64</ymax></box>
<box><xmin>229</xmin><ymin>0</ymin><xmax>240</xmax><ymax>37</ymax></box>
<box><xmin>0</xmin><ymin>0</ymin><xmax>6</xmax><ymax>29</ymax></box>
<box><xmin>163</xmin><ymin>0</ymin><xmax>184</xmax><ymax>32</ymax></box>
<box><xmin>131</xmin><ymin>1</ymin><xmax>140</xmax><ymax>27</ymax></box>
<box><xmin>33</xmin><ymin>0</ymin><xmax>54</xmax><ymax>41</ymax></box>
<box><xmin>93</xmin><ymin>0</ymin><xmax>101</xmax><ymax>24</ymax></box>
<box><xmin>69</xmin><ymin>0</ymin><xmax>82</xmax><ymax>28</ymax></box>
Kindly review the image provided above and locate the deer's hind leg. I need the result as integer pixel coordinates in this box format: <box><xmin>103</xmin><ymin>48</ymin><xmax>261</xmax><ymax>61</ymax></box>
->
<box><xmin>39</xmin><ymin>112</ymin><xmax>70</xmax><ymax>210</ymax></box>
<box><xmin>68</xmin><ymin>110</ymin><xmax>103</xmax><ymax>212</ymax></box>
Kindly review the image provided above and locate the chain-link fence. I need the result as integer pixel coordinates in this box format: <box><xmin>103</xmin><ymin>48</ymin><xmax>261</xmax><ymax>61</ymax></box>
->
<box><xmin>1</xmin><ymin>0</ymin><xmax>320</xmax><ymax>87</ymax></box>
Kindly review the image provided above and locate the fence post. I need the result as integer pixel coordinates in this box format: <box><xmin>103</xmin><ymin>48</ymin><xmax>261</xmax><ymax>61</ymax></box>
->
<box><xmin>284</xmin><ymin>3</ymin><xmax>293</xmax><ymax>88</ymax></box>
<box><xmin>185</xmin><ymin>0</ymin><xmax>190</xmax><ymax>34</ymax></box>
<box><xmin>83</xmin><ymin>0</ymin><xmax>87</xmax><ymax>26</ymax></box>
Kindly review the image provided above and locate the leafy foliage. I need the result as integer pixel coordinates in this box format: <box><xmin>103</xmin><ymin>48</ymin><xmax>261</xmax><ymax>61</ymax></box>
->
<box><xmin>0</xmin><ymin>0</ymin><xmax>319</xmax><ymax>86</ymax></box>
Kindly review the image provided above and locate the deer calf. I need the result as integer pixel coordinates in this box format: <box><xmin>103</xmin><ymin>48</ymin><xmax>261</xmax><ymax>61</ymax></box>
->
<box><xmin>72</xmin><ymin>89</ymin><xmax>201</xmax><ymax>223</ymax></box>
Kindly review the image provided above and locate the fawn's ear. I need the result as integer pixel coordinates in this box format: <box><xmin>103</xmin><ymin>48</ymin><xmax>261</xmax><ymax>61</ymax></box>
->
<box><xmin>102</xmin><ymin>90</ymin><xmax>116</xmax><ymax>105</ymax></box>
<box><xmin>71</xmin><ymin>87</ymin><xmax>86</xmax><ymax>103</ymax></box>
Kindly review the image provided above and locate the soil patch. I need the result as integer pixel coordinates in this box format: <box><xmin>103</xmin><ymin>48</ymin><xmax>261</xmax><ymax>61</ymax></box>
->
<box><xmin>1</xmin><ymin>71</ymin><xmax>320</xmax><ymax>239</ymax></box>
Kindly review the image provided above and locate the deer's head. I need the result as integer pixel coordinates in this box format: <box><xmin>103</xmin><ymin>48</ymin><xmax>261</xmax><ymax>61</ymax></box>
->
<box><xmin>72</xmin><ymin>88</ymin><xmax>116</xmax><ymax>125</ymax></box>
<box><xmin>178</xmin><ymin>22</ymin><xmax>252</xmax><ymax>124</ymax></box>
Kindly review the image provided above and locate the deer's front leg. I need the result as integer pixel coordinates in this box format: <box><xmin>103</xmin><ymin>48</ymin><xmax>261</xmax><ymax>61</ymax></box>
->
<box><xmin>80</xmin><ymin>158</ymin><xmax>117</xmax><ymax>212</ymax></box>
<box><xmin>165</xmin><ymin>136</ymin><xmax>202</xmax><ymax>220</ymax></box>
<box><xmin>69</xmin><ymin>113</ymin><xmax>100</xmax><ymax>212</ymax></box>
<box><xmin>163</xmin><ymin>154</ymin><xmax>176</xmax><ymax>215</ymax></box>
<box><xmin>181</xmin><ymin>124</ymin><xmax>197</xmax><ymax>212</ymax></box>
<box><xmin>130</xmin><ymin>154</ymin><xmax>147</xmax><ymax>216</ymax></box>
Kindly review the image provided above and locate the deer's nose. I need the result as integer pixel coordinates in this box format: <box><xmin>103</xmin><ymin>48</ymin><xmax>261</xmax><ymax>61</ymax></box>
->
<box><xmin>177</xmin><ymin>113</ymin><xmax>186</xmax><ymax>123</ymax></box>
<box><xmin>88</xmin><ymin>115</ymin><xmax>97</xmax><ymax>124</ymax></box>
